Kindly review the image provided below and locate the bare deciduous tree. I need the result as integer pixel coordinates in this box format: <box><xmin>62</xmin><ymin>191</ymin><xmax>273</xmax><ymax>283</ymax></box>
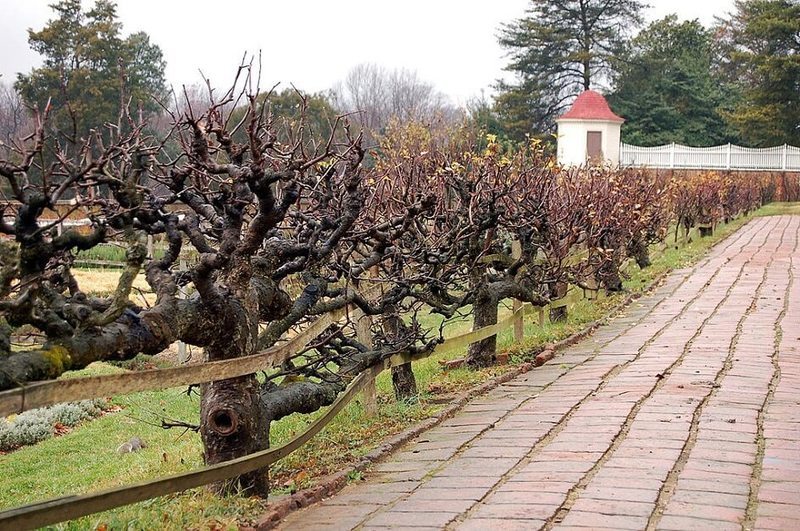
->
<box><xmin>331</xmin><ymin>63</ymin><xmax>460</xmax><ymax>143</ymax></box>
<box><xmin>0</xmin><ymin>80</ymin><xmax>33</xmax><ymax>144</ymax></box>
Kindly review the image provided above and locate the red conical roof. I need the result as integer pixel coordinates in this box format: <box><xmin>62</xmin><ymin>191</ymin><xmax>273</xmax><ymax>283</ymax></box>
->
<box><xmin>557</xmin><ymin>90</ymin><xmax>624</xmax><ymax>123</ymax></box>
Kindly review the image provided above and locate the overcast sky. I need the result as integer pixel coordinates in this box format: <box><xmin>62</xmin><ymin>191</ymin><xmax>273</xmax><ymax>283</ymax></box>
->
<box><xmin>0</xmin><ymin>0</ymin><xmax>735</xmax><ymax>105</ymax></box>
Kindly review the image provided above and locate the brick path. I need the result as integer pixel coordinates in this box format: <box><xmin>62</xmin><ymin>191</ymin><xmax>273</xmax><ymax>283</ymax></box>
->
<box><xmin>278</xmin><ymin>216</ymin><xmax>800</xmax><ymax>531</ymax></box>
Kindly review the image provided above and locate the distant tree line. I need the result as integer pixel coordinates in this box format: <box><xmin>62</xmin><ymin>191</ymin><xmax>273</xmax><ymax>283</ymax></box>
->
<box><xmin>0</xmin><ymin>0</ymin><xmax>459</xmax><ymax>163</ymax></box>
<box><xmin>1</xmin><ymin>0</ymin><xmax>796</xmax><ymax>163</ymax></box>
<box><xmin>490</xmin><ymin>0</ymin><xmax>800</xmax><ymax>147</ymax></box>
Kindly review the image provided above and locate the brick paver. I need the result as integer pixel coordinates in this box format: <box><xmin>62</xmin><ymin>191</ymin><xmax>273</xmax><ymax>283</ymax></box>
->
<box><xmin>278</xmin><ymin>216</ymin><xmax>800</xmax><ymax>531</ymax></box>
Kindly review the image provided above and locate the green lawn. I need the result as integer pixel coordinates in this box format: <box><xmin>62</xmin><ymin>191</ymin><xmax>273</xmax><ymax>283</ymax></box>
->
<box><xmin>0</xmin><ymin>208</ymin><xmax>764</xmax><ymax>529</ymax></box>
<box><xmin>755</xmin><ymin>201</ymin><xmax>800</xmax><ymax>217</ymax></box>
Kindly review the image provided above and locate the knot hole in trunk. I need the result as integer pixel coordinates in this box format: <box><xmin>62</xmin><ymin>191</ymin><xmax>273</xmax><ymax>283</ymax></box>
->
<box><xmin>209</xmin><ymin>408</ymin><xmax>239</xmax><ymax>436</ymax></box>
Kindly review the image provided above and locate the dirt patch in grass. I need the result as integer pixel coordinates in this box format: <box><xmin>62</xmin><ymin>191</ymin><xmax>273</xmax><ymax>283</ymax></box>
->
<box><xmin>72</xmin><ymin>269</ymin><xmax>155</xmax><ymax>306</ymax></box>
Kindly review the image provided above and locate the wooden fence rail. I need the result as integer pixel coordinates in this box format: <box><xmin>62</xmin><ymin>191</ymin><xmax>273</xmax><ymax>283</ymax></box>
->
<box><xmin>0</xmin><ymin>365</ymin><xmax>381</xmax><ymax>529</ymax></box>
<box><xmin>0</xmin><ymin>283</ymin><xmax>385</xmax><ymax>417</ymax></box>
<box><xmin>0</xmin><ymin>305</ymin><xmax>537</xmax><ymax>529</ymax></box>
<box><xmin>0</xmin><ymin>219</ymin><xmax>714</xmax><ymax>528</ymax></box>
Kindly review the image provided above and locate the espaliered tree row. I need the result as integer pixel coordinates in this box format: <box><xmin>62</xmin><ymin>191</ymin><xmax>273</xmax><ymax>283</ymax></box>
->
<box><xmin>370</xmin><ymin>126</ymin><xmax>593</xmax><ymax>369</ymax></box>
<box><xmin>1</xmin><ymin>76</ymin><xmax>797</xmax><ymax>497</ymax></box>
<box><xmin>670</xmin><ymin>170</ymin><xmax>793</xmax><ymax>237</ymax></box>
<box><xmin>368</xmin><ymin>124</ymin><xmax>797</xmax><ymax>380</ymax></box>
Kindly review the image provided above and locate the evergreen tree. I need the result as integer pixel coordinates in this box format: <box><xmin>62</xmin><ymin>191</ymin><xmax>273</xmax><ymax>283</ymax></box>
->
<box><xmin>228</xmin><ymin>87</ymin><xmax>339</xmax><ymax>149</ymax></box>
<box><xmin>716</xmin><ymin>0</ymin><xmax>800</xmax><ymax>146</ymax></box>
<box><xmin>495</xmin><ymin>0</ymin><xmax>645</xmax><ymax>139</ymax></box>
<box><xmin>466</xmin><ymin>93</ymin><xmax>510</xmax><ymax>142</ymax></box>
<box><xmin>609</xmin><ymin>16</ymin><xmax>734</xmax><ymax>146</ymax></box>
<box><xmin>15</xmin><ymin>0</ymin><xmax>167</xmax><ymax>142</ymax></box>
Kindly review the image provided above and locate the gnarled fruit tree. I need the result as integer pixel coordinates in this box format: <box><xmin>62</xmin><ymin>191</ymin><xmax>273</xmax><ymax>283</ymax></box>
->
<box><xmin>0</xmin><ymin>72</ymin><xmax>441</xmax><ymax>496</ymax></box>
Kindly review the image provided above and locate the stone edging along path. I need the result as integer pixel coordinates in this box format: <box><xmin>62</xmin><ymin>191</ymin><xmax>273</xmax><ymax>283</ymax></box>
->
<box><xmin>251</xmin><ymin>218</ymin><xmax>753</xmax><ymax>529</ymax></box>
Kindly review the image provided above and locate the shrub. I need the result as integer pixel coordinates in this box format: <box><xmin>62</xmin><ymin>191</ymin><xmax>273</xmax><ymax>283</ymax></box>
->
<box><xmin>0</xmin><ymin>399</ymin><xmax>107</xmax><ymax>451</ymax></box>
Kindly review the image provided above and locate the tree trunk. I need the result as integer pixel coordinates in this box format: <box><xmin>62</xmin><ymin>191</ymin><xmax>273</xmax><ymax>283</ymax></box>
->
<box><xmin>599</xmin><ymin>262</ymin><xmax>624</xmax><ymax>292</ymax></box>
<box><xmin>465</xmin><ymin>291</ymin><xmax>498</xmax><ymax>368</ymax></box>
<box><xmin>200</xmin><ymin>373</ymin><xmax>270</xmax><ymax>496</ymax></box>
<box><xmin>597</xmin><ymin>236</ymin><xmax>624</xmax><ymax>292</ymax></box>
<box><xmin>391</xmin><ymin>364</ymin><xmax>418</xmax><ymax>401</ymax></box>
<box><xmin>199</xmin><ymin>289</ymin><xmax>270</xmax><ymax>496</ymax></box>
<box><xmin>384</xmin><ymin>309</ymin><xmax>418</xmax><ymax>401</ymax></box>
<box><xmin>548</xmin><ymin>280</ymin><xmax>569</xmax><ymax>322</ymax></box>
<box><xmin>629</xmin><ymin>238</ymin><xmax>651</xmax><ymax>269</ymax></box>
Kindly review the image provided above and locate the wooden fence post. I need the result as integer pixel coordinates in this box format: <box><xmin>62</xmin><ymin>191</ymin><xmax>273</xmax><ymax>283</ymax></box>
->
<box><xmin>356</xmin><ymin>271</ymin><xmax>378</xmax><ymax>416</ymax></box>
<box><xmin>512</xmin><ymin>240</ymin><xmax>524</xmax><ymax>343</ymax></box>
<box><xmin>355</xmin><ymin>311</ymin><xmax>378</xmax><ymax>416</ymax></box>
<box><xmin>177</xmin><ymin>258</ymin><xmax>190</xmax><ymax>364</ymax></box>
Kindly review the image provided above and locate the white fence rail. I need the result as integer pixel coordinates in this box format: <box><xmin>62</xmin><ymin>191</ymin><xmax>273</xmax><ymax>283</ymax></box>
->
<box><xmin>620</xmin><ymin>143</ymin><xmax>800</xmax><ymax>171</ymax></box>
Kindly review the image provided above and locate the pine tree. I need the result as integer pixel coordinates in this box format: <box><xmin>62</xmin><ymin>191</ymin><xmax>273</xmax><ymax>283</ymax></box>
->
<box><xmin>495</xmin><ymin>0</ymin><xmax>644</xmax><ymax>139</ymax></box>
<box><xmin>609</xmin><ymin>16</ymin><xmax>734</xmax><ymax>146</ymax></box>
<box><xmin>716</xmin><ymin>0</ymin><xmax>800</xmax><ymax>146</ymax></box>
<box><xmin>15</xmin><ymin>0</ymin><xmax>167</xmax><ymax>142</ymax></box>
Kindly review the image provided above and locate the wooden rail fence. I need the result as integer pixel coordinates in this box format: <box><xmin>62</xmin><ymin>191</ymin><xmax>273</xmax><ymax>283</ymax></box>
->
<box><xmin>0</xmin><ymin>220</ymin><xmax>716</xmax><ymax>528</ymax></box>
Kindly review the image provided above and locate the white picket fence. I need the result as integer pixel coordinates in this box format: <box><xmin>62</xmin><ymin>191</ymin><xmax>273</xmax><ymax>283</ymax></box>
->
<box><xmin>620</xmin><ymin>143</ymin><xmax>800</xmax><ymax>171</ymax></box>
